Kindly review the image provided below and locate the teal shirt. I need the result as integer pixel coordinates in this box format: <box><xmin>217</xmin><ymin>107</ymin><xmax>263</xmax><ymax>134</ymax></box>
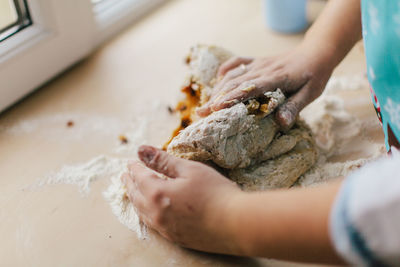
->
<box><xmin>361</xmin><ymin>0</ymin><xmax>400</xmax><ymax>151</ymax></box>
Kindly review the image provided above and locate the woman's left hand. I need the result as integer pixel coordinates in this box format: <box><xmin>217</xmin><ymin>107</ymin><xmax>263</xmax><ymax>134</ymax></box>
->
<box><xmin>122</xmin><ymin>145</ymin><xmax>244</xmax><ymax>254</ymax></box>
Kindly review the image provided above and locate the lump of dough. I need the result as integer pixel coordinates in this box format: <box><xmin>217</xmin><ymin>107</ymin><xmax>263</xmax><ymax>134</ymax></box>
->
<box><xmin>187</xmin><ymin>44</ymin><xmax>233</xmax><ymax>87</ymax></box>
<box><xmin>166</xmin><ymin>44</ymin><xmax>318</xmax><ymax>191</ymax></box>
<box><xmin>229</xmin><ymin>123</ymin><xmax>318</xmax><ymax>191</ymax></box>
<box><xmin>168</xmin><ymin>103</ymin><xmax>279</xmax><ymax>169</ymax></box>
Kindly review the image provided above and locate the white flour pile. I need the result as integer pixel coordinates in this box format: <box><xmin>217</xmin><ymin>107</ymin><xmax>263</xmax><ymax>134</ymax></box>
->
<box><xmin>37</xmin><ymin>154</ymin><xmax>148</xmax><ymax>239</ymax></box>
<box><xmin>40</xmin><ymin>155</ymin><xmax>127</xmax><ymax>194</ymax></box>
<box><xmin>29</xmin><ymin>74</ymin><xmax>385</xmax><ymax>240</ymax></box>
<box><xmin>297</xmin><ymin>75</ymin><xmax>386</xmax><ymax>186</ymax></box>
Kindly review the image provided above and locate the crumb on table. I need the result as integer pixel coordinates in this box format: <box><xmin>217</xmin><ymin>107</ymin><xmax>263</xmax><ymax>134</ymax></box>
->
<box><xmin>119</xmin><ymin>135</ymin><xmax>129</xmax><ymax>144</ymax></box>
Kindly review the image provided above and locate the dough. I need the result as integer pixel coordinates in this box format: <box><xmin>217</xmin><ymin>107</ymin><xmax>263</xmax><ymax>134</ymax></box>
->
<box><xmin>168</xmin><ymin>103</ymin><xmax>280</xmax><ymax>169</ymax></box>
<box><xmin>229</xmin><ymin>123</ymin><xmax>317</xmax><ymax>190</ymax></box>
<box><xmin>166</xmin><ymin>45</ymin><xmax>318</xmax><ymax>191</ymax></box>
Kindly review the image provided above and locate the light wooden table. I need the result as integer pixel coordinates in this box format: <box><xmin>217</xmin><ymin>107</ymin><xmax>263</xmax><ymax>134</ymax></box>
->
<box><xmin>0</xmin><ymin>0</ymin><xmax>371</xmax><ymax>266</ymax></box>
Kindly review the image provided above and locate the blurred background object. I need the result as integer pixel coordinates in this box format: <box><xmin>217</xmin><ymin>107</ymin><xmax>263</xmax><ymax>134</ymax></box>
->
<box><xmin>307</xmin><ymin>0</ymin><xmax>327</xmax><ymax>23</ymax></box>
<box><xmin>0</xmin><ymin>0</ymin><xmax>31</xmax><ymax>42</ymax></box>
<box><xmin>0</xmin><ymin>0</ymin><xmax>18</xmax><ymax>29</ymax></box>
<box><xmin>0</xmin><ymin>0</ymin><xmax>165</xmax><ymax>113</ymax></box>
<box><xmin>263</xmin><ymin>0</ymin><xmax>326</xmax><ymax>33</ymax></box>
<box><xmin>263</xmin><ymin>0</ymin><xmax>308</xmax><ymax>33</ymax></box>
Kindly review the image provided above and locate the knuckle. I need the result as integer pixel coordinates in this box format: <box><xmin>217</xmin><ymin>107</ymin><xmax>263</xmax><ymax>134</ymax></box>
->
<box><xmin>221</xmin><ymin>57</ymin><xmax>236</xmax><ymax>68</ymax></box>
<box><xmin>149</xmin><ymin>187</ymin><xmax>164</xmax><ymax>203</ymax></box>
<box><xmin>231</xmin><ymin>56</ymin><xmax>242</xmax><ymax>63</ymax></box>
<box><xmin>272</xmin><ymin>68</ymin><xmax>287</xmax><ymax>80</ymax></box>
<box><xmin>223</xmin><ymin>70</ymin><xmax>236</xmax><ymax>80</ymax></box>
<box><xmin>152</xmin><ymin>151</ymin><xmax>169</xmax><ymax>171</ymax></box>
<box><xmin>225</xmin><ymin>80</ymin><xmax>240</xmax><ymax>90</ymax></box>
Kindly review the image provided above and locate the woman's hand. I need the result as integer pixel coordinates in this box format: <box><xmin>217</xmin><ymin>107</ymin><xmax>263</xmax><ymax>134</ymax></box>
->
<box><xmin>122</xmin><ymin>145</ymin><xmax>244</xmax><ymax>254</ymax></box>
<box><xmin>122</xmin><ymin>145</ymin><xmax>344</xmax><ymax>263</ymax></box>
<box><xmin>196</xmin><ymin>45</ymin><xmax>336</xmax><ymax>130</ymax></box>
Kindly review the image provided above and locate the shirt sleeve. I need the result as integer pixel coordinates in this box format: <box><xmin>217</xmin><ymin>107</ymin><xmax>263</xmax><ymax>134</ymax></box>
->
<box><xmin>330</xmin><ymin>149</ymin><xmax>400</xmax><ymax>267</ymax></box>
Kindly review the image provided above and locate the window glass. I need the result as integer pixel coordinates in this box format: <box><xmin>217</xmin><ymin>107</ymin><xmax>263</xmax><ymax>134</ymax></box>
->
<box><xmin>0</xmin><ymin>0</ymin><xmax>31</xmax><ymax>42</ymax></box>
<box><xmin>0</xmin><ymin>0</ymin><xmax>18</xmax><ymax>29</ymax></box>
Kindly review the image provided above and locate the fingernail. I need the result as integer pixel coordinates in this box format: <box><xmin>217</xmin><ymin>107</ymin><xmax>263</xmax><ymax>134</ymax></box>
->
<box><xmin>138</xmin><ymin>145</ymin><xmax>157</xmax><ymax>164</ymax></box>
<box><xmin>276</xmin><ymin>109</ymin><xmax>295</xmax><ymax>130</ymax></box>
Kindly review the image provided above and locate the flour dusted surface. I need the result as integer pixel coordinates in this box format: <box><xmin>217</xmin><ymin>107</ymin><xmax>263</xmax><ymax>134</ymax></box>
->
<box><xmin>37</xmin><ymin>154</ymin><xmax>149</xmax><ymax>239</ymax></box>
<box><xmin>28</xmin><ymin>41</ymin><xmax>383</xmax><ymax>240</ymax></box>
<box><xmin>42</xmin><ymin>155</ymin><xmax>127</xmax><ymax>194</ymax></box>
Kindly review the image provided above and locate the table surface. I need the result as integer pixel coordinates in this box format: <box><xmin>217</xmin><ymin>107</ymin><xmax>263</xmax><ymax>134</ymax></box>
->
<box><xmin>0</xmin><ymin>0</ymin><xmax>375</xmax><ymax>266</ymax></box>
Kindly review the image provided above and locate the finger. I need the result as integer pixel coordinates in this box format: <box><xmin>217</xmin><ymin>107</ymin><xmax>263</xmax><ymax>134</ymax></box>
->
<box><xmin>275</xmin><ymin>82</ymin><xmax>319</xmax><ymax>130</ymax></box>
<box><xmin>123</xmin><ymin>172</ymin><xmax>144</xmax><ymax>207</ymax></box>
<box><xmin>211</xmin><ymin>78</ymin><xmax>283</xmax><ymax>111</ymax></box>
<box><xmin>196</xmin><ymin>81</ymin><xmax>242</xmax><ymax>116</ymax></box>
<box><xmin>217</xmin><ymin>56</ymin><xmax>253</xmax><ymax>77</ymax></box>
<box><xmin>197</xmin><ymin>77</ymin><xmax>244</xmax><ymax>117</ymax></box>
<box><xmin>121</xmin><ymin>172</ymin><xmax>156</xmax><ymax>231</ymax></box>
<box><xmin>127</xmin><ymin>161</ymin><xmax>165</xmax><ymax>194</ymax></box>
<box><xmin>137</xmin><ymin>145</ymin><xmax>193</xmax><ymax>178</ymax></box>
<box><xmin>196</xmin><ymin>104</ymin><xmax>212</xmax><ymax>117</ymax></box>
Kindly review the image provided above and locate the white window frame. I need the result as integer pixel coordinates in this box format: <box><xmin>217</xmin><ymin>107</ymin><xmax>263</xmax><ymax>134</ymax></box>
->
<box><xmin>93</xmin><ymin>0</ymin><xmax>166</xmax><ymax>44</ymax></box>
<box><xmin>0</xmin><ymin>0</ymin><xmax>165</xmax><ymax>112</ymax></box>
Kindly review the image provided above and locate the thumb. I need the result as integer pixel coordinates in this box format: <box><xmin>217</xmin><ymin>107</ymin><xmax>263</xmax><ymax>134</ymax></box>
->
<box><xmin>275</xmin><ymin>82</ymin><xmax>319</xmax><ymax>130</ymax></box>
<box><xmin>275</xmin><ymin>83</ymin><xmax>321</xmax><ymax>130</ymax></box>
<box><xmin>138</xmin><ymin>145</ymin><xmax>191</xmax><ymax>178</ymax></box>
<box><xmin>275</xmin><ymin>100</ymin><xmax>299</xmax><ymax>131</ymax></box>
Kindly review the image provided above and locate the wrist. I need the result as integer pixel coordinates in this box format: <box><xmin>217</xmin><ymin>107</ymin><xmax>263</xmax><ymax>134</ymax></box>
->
<box><xmin>222</xmin><ymin>191</ymin><xmax>255</xmax><ymax>256</ymax></box>
<box><xmin>210</xmin><ymin>189</ymin><xmax>249</xmax><ymax>255</ymax></box>
<box><xmin>296</xmin><ymin>39</ymin><xmax>338</xmax><ymax>74</ymax></box>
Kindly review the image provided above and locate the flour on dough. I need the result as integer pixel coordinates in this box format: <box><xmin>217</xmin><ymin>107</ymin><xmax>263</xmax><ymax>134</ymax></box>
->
<box><xmin>167</xmin><ymin>45</ymin><xmax>318</xmax><ymax>191</ymax></box>
<box><xmin>229</xmin><ymin>122</ymin><xmax>317</xmax><ymax>190</ymax></box>
<box><xmin>168</xmin><ymin>103</ymin><xmax>280</xmax><ymax>169</ymax></box>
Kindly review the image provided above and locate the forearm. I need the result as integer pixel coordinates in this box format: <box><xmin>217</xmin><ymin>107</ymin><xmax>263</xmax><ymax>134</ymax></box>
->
<box><xmin>300</xmin><ymin>0</ymin><xmax>362</xmax><ymax>69</ymax></box>
<box><xmin>228</xmin><ymin>179</ymin><xmax>344</xmax><ymax>264</ymax></box>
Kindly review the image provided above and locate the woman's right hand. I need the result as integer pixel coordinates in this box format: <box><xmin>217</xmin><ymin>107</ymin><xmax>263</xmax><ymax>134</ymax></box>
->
<box><xmin>196</xmin><ymin>44</ymin><xmax>336</xmax><ymax>130</ymax></box>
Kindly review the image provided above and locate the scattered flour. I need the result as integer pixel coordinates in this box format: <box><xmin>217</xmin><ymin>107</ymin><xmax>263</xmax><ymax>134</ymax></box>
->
<box><xmin>301</xmin><ymin>94</ymin><xmax>361</xmax><ymax>155</ymax></box>
<box><xmin>114</xmin><ymin>117</ymin><xmax>149</xmax><ymax>155</ymax></box>
<box><xmin>297</xmin><ymin>157</ymin><xmax>372</xmax><ymax>187</ymax></box>
<box><xmin>41</xmin><ymin>155</ymin><xmax>128</xmax><ymax>194</ymax></box>
<box><xmin>324</xmin><ymin>74</ymin><xmax>370</xmax><ymax>93</ymax></box>
<box><xmin>298</xmin><ymin>74</ymin><xmax>386</xmax><ymax>186</ymax></box>
<box><xmin>27</xmin><ymin>99</ymin><xmax>173</xmax><ymax>239</ymax></box>
<box><xmin>37</xmin><ymin>154</ymin><xmax>149</xmax><ymax>238</ymax></box>
<box><xmin>0</xmin><ymin>113</ymin><xmax>124</xmax><ymax>141</ymax></box>
<box><xmin>31</xmin><ymin>73</ymin><xmax>384</xmax><ymax>241</ymax></box>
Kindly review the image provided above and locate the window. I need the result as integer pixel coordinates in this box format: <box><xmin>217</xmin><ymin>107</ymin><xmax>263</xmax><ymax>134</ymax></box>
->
<box><xmin>92</xmin><ymin>0</ymin><xmax>166</xmax><ymax>44</ymax></box>
<box><xmin>0</xmin><ymin>0</ymin><xmax>165</xmax><ymax>112</ymax></box>
<box><xmin>0</xmin><ymin>0</ymin><xmax>31</xmax><ymax>42</ymax></box>
<box><xmin>0</xmin><ymin>0</ymin><xmax>18</xmax><ymax>29</ymax></box>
